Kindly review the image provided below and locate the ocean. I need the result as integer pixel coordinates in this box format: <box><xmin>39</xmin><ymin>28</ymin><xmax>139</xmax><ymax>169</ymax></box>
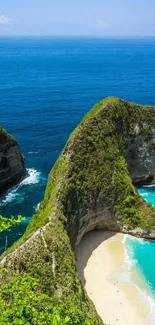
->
<box><xmin>1</xmin><ymin>37</ymin><xmax>155</xmax><ymax>308</ymax></box>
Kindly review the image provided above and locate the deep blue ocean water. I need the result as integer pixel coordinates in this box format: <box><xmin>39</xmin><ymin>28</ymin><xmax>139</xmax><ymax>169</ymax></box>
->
<box><xmin>1</xmin><ymin>37</ymin><xmax>155</xmax><ymax>297</ymax></box>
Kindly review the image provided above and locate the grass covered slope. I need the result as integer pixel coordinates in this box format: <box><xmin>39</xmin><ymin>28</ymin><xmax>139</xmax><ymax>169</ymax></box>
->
<box><xmin>26</xmin><ymin>97</ymin><xmax>155</xmax><ymax>244</ymax></box>
<box><xmin>0</xmin><ymin>126</ymin><xmax>15</xmax><ymax>140</ymax></box>
<box><xmin>41</xmin><ymin>96</ymin><xmax>155</xmax><ymax>242</ymax></box>
<box><xmin>1</xmin><ymin>97</ymin><xmax>155</xmax><ymax>324</ymax></box>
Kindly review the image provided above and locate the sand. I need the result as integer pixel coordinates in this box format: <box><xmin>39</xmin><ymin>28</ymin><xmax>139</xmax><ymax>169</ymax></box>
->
<box><xmin>76</xmin><ymin>231</ymin><xmax>152</xmax><ymax>325</ymax></box>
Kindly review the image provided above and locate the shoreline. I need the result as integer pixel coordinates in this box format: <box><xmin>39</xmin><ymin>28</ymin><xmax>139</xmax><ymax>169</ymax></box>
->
<box><xmin>76</xmin><ymin>231</ymin><xmax>154</xmax><ymax>325</ymax></box>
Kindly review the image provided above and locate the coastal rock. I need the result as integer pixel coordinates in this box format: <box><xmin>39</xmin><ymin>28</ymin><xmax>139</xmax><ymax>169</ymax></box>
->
<box><xmin>0</xmin><ymin>127</ymin><xmax>26</xmax><ymax>195</ymax></box>
<box><xmin>126</xmin><ymin>129</ymin><xmax>155</xmax><ymax>185</ymax></box>
<box><xmin>2</xmin><ymin>97</ymin><xmax>155</xmax><ymax>324</ymax></box>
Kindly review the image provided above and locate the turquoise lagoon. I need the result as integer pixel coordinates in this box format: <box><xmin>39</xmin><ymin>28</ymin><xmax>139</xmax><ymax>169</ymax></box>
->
<box><xmin>138</xmin><ymin>186</ymin><xmax>155</xmax><ymax>207</ymax></box>
<box><xmin>134</xmin><ymin>186</ymin><xmax>155</xmax><ymax>294</ymax></box>
<box><xmin>122</xmin><ymin>186</ymin><xmax>155</xmax><ymax>323</ymax></box>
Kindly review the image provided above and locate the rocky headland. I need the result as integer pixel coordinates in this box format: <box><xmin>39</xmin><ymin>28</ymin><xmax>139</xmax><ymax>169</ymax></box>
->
<box><xmin>0</xmin><ymin>127</ymin><xmax>26</xmax><ymax>195</ymax></box>
<box><xmin>1</xmin><ymin>97</ymin><xmax>155</xmax><ymax>324</ymax></box>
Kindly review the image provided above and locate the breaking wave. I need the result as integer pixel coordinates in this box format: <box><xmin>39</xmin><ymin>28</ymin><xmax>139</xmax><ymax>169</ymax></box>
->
<box><xmin>0</xmin><ymin>168</ymin><xmax>42</xmax><ymax>206</ymax></box>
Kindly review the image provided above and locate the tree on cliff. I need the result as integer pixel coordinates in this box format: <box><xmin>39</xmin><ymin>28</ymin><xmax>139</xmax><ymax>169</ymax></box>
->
<box><xmin>0</xmin><ymin>215</ymin><xmax>24</xmax><ymax>233</ymax></box>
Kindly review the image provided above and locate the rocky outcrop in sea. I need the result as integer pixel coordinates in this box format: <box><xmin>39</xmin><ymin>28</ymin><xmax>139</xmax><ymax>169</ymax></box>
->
<box><xmin>0</xmin><ymin>127</ymin><xmax>26</xmax><ymax>195</ymax></box>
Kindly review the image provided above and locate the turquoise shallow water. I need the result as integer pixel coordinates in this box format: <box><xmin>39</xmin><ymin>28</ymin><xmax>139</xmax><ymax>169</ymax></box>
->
<box><xmin>138</xmin><ymin>186</ymin><xmax>155</xmax><ymax>206</ymax></box>
<box><xmin>126</xmin><ymin>234</ymin><xmax>155</xmax><ymax>294</ymax></box>
<box><xmin>127</xmin><ymin>187</ymin><xmax>155</xmax><ymax>296</ymax></box>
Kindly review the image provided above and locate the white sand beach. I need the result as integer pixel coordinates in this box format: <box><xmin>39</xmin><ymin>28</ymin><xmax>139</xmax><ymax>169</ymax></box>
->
<box><xmin>76</xmin><ymin>231</ymin><xmax>153</xmax><ymax>325</ymax></box>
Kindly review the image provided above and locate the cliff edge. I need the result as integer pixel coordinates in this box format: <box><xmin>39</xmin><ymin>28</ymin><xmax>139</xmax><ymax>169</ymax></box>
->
<box><xmin>1</xmin><ymin>97</ymin><xmax>155</xmax><ymax>324</ymax></box>
<box><xmin>0</xmin><ymin>127</ymin><xmax>26</xmax><ymax>195</ymax></box>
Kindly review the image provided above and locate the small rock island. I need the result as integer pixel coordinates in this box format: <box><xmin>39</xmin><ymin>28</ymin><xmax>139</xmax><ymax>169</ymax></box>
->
<box><xmin>0</xmin><ymin>127</ymin><xmax>26</xmax><ymax>195</ymax></box>
<box><xmin>1</xmin><ymin>97</ymin><xmax>155</xmax><ymax>324</ymax></box>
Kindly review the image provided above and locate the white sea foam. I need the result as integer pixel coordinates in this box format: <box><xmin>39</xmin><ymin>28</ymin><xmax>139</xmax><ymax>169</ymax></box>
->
<box><xmin>28</xmin><ymin>151</ymin><xmax>40</xmax><ymax>155</ymax></box>
<box><xmin>34</xmin><ymin>202</ymin><xmax>40</xmax><ymax>211</ymax></box>
<box><xmin>0</xmin><ymin>168</ymin><xmax>41</xmax><ymax>206</ymax></box>
<box><xmin>106</xmin><ymin>233</ymin><xmax>155</xmax><ymax>324</ymax></box>
<box><xmin>20</xmin><ymin>168</ymin><xmax>41</xmax><ymax>186</ymax></box>
<box><xmin>121</xmin><ymin>235</ymin><xmax>155</xmax><ymax>325</ymax></box>
<box><xmin>139</xmin><ymin>192</ymin><xmax>149</xmax><ymax>197</ymax></box>
<box><xmin>141</xmin><ymin>185</ymin><xmax>155</xmax><ymax>188</ymax></box>
<box><xmin>0</xmin><ymin>192</ymin><xmax>24</xmax><ymax>206</ymax></box>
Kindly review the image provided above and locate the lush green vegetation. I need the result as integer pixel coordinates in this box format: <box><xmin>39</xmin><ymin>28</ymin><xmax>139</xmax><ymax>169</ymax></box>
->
<box><xmin>0</xmin><ymin>273</ymin><xmax>99</xmax><ymax>325</ymax></box>
<box><xmin>0</xmin><ymin>216</ymin><xmax>102</xmax><ymax>324</ymax></box>
<box><xmin>0</xmin><ymin>215</ymin><xmax>24</xmax><ymax>233</ymax></box>
<box><xmin>1</xmin><ymin>97</ymin><xmax>155</xmax><ymax>325</ymax></box>
<box><xmin>0</xmin><ymin>127</ymin><xmax>15</xmax><ymax>140</ymax></box>
<box><xmin>6</xmin><ymin>97</ymin><xmax>155</xmax><ymax>251</ymax></box>
<box><xmin>58</xmin><ymin>97</ymin><xmax>155</xmax><ymax>238</ymax></box>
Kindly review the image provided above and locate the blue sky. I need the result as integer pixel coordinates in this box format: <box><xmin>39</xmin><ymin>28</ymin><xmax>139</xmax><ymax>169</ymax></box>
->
<box><xmin>0</xmin><ymin>0</ymin><xmax>155</xmax><ymax>36</ymax></box>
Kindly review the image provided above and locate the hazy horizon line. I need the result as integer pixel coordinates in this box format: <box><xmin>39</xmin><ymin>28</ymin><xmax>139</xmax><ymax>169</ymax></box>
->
<box><xmin>0</xmin><ymin>34</ymin><xmax>155</xmax><ymax>39</ymax></box>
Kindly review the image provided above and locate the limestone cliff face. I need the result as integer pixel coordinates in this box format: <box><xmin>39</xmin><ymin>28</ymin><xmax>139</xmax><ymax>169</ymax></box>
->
<box><xmin>126</xmin><ymin>128</ymin><xmax>155</xmax><ymax>185</ymax></box>
<box><xmin>2</xmin><ymin>97</ymin><xmax>155</xmax><ymax>325</ymax></box>
<box><xmin>0</xmin><ymin>127</ymin><xmax>26</xmax><ymax>195</ymax></box>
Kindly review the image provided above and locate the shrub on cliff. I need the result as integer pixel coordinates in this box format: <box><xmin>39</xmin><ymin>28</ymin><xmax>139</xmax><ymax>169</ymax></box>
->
<box><xmin>0</xmin><ymin>215</ymin><xmax>24</xmax><ymax>233</ymax></box>
<box><xmin>0</xmin><ymin>273</ymin><xmax>98</xmax><ymax>325</ymax></box>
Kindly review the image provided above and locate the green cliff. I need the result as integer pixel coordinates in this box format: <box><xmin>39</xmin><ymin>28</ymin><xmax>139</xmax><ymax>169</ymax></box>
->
<box><xmin>1</xmin><ymin>97</ymin><xmax>155</xmax><ymax>324</ymax></box>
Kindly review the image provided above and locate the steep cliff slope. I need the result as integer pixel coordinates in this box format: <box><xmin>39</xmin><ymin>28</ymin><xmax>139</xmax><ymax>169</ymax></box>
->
<box><xmin>0</xmin><ymin>127</ymin><xmax>26</xmax><ymax>195</ymax></box>
<box><xmin>1</xmin><ymin>97</ymin><xmax>155</xmax><ymax>324</ymax></box>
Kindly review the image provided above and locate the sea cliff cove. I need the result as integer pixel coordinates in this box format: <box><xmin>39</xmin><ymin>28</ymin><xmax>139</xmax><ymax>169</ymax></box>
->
<box><xmin>1</xmin><ymin>95</ymin><xmax>155</xmax><ymax>324</ymax></box>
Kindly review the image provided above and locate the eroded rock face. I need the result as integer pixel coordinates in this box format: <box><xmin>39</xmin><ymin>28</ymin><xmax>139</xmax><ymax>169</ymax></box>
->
<box><xmin>76</xmin><ymin>208</ymin><xmax>122</xmax><ymax>245</ymax></box>
<box><xmin>0</xmin><ymin>128</ymin><xmax>26</xmax><ymax>195</ymax></box>
<box><xmin>126</xmin><ymin>128</ymin><xmax>155</xmax><ymax>185</ymax></box>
